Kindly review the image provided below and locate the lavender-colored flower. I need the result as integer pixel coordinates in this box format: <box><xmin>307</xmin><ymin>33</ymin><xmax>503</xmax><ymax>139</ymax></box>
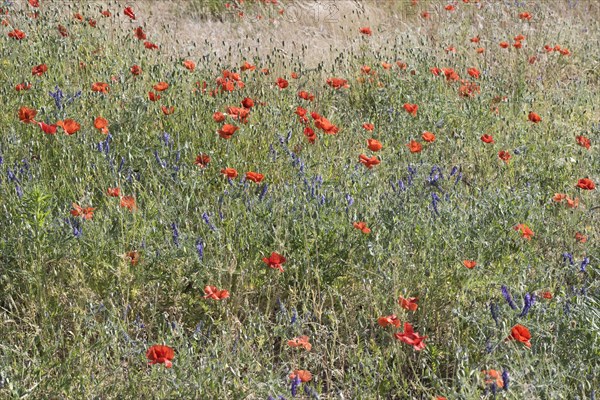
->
<box><xmin>431</xmin><ymin>192</ymin><xmax>441</xmax><ymax>215</ymax></box>
<box><xmin>580</xmin><ymin>257</ymin><xmax>590</xmax><ymax>272</ymax></box>
<box><xmin>154</xmin><ymin>150</ymin><xmax>166</xmax><ymax>168</ymax></box>
<box><xmin>171</xmin><ymin>223</ymin><xmax>180</xmax><ymax>247</ymax></box>
<box><xmin>398</xmin><ymin>180</ymin><xmax>406</xmax><ymax>192</ymax></box>
<box><xmin>502</xmin><ymin>370</ymin><xmax>510</xmax><ymax>391</ymax></box>
<box><xmin>291</xmin><ymin>308</ymin><xmax>297</xmax><ymax>324</ymax></box>
<box><xmin>259</xmin><ymin>183</ymin><xmax>268</xmax><ymax>201</ymax></box>
<box><xmin>454</xmin><ymin>172</ymin><xmax>462</xmax><ymax>186</ymax></box>
<box><xmin>490</xmin><ymin>302</ymin><xmax>499</xmax><ymax>325</ymax></box>
<box><xmin>428</xmin><ymin>165</ymin><xmax>442</xmax><ymax>184</ymax></box>
<box><xmin>49</xmin><ymin>85</ymin><xmax>65</xmax><ymax>110</ymax></box>
<box><xmin>291</xmin><ymin>376</ymin><xmax>301</xmax><ymax>397</ymax></box>
<box><xmin>196</xmin><ymin>238</ymin><xmax>204</xmax><ymax>261</ymax></box>
<box><xmin>346</xmin><ymin>194</ymin><xmax>354</xmax><ymax>207</ymax></box>
<box><xmin>501</xmin><ymin>285</ymin><xmax>518</xmax><ymax>309</ymax></box>
<box><xmin>202</xmin><ymin>212</ymin><xmax>216</xmax><ymax>231</ymax></box>
<box><xmin>519</xmin><ymin>293</ymin><xmax>535</xmax><ymax>317</ymax></box>
<box><xmin>161</xmin><ymin>132</ymin><xmax>171</xmax><ymax>147</ymax></box>
<box><xmin>564</xmin><ymin>300</ymin><xmax>571</xmax><ymax>316</ymax></box>
<box><xmin>320</xmin><ymin>194</ymin><xmax>325</xmax><ymax>205</ymax></box>
<box><xmin>450</xmin><ymin>166</ymin><xmax>459</xmax><ymax>176</ymax></box>
<box><xmin>563</xmin><ymin>252</ymin><xmax>574</xmax><ymax>265</ymax></box>
<box><xmin>15</xmin><ymin>185</ymin><xmax>23</xmax><ymax>198</ymax></box>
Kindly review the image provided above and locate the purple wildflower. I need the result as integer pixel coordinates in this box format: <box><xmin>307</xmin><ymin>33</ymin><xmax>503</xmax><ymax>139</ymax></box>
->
<box><xmin>502</xmin><ymin>370</ymin><xmax>510</xmax><ymax>391</ymax></box>
<box><xmin>171</xmin><ymin>222</ymin><xmax>180</xmax><ymax>247</ymax></box>
<box><xmin>501</xmin><ymin>285</ymin><xmax>518</xmax><ymax>309</ymax></box>
<box><xmin>519</xmin><ymin>293</ymin><xmax>535</xmax><ymax>317</ymax></box>
<box><xmin>196</xmin><ymin>238</ymin><xmax>204</xmax><ymax>261</ymax></box>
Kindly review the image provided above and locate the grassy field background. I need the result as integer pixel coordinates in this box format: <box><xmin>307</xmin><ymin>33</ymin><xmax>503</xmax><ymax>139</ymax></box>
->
<box><xmin>0</xmin><ymin>0</ymin><xmax>599</xmax><ymax>398</ymax></box>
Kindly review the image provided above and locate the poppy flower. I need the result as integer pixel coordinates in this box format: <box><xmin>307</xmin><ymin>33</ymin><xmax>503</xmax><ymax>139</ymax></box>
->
<box><xmin>481</xmin><ymin>134</ymin><xmax>494</xmax><ymax>143</ymax></box>
<box><xmin>133</xmin><ymin>26</ymin><xmax>146</xmax><ymax>40</ymax></box>
<box><xmin>144</xmin><ymin>41</ymin><xmax>159</xmax><ymax>50</ymax></box>
<box><xmin>72</xmin><ymin>12</ymin><xmax>84</xmax><ymax>21</ymax></box>
<box><xmin>445</xmin><ymin>4</ymin><xmax>455</xmax><ymax>11</ymax></box>
<box><xmin>289</xmin><ymin>370</ymin><xmax>312</xmax><ymax>383</ymax></box>
<box><xmin>262</xmin><ymin>252</ymin><xmax>286</xmax><ymax>272</ymax></box>
<box><xmin>120</xmin><ymin>196</ymin><xmax>137</xmax><ymax>211</ymax></box>
<box><xmin>71</xmin><ymin>203</ymin><xmax>95</xmax><ymax>220</ymax></box>
<box><xmin>519</xmin><ymin>11</ymin><xmax>532</xmax><ymax>20</ymax></box>
<box><xmin>507</xmin><ymin>324</ymin><xmax>531</xmax><ymax>348</ymax></box>
<box><xmin>153</xmin><ymin>82</ymin><xmax>169</xmax><ymax>92</ymax></box>
<box><xmin>544</xmin><ymin>44</ymin><xmax>554</xmax><ymax>52</ymax></box>
<box><xmin>91</xmin><ymin>82</ymin><xmax>109</xmax><ymax>93</ymax></box>
<box><xmin>304</xmin><ymin>127</ymin><xmax>316</xmax><ymax>143</ymax></box>
<box><xmin>212</xmin><ymin>112</ymin><xmax>225</xmax><ymax>123</ymax></box>
<box><xmin>367</xmin><ymin>139</ymin><xmax>382</xmax><ymax>152</ymax></box>
<box><xmin>397</xmin><ymin>61</ymin><xmax>408</xmax><ymax>70</ymax></box>
<box><xmin>513</xmin><ymin>41</ymin><xmax>522</xmax><ymax>49</ymax></box>
<box><xmin>362</xmin><ymin>123</ymin><xmax>374</xmax><ymax>132</ymax></box>
<box><xmin>514</xmin><ymin>34</ymin><xmax>526</xmax><ymax>41</ymax></box>
<box><xmin>360</xmin><ymin>65</ymin><xmax>373</xmax><ymax>75</ymax></box>
<box><xmin>498</xmin><ymin>150</ymin><xmax>511</xmax><ymax>163</ymax></box>
<box><xmin>565</xmin><ymin>197</ymin><xmax>579</xmax><ymax>209</ymax></box>
<box><xmin>470</xmin><ymin>36</ymin><xmax>480</xmax><ymax>43</ymax></box>
<box><xmin>552</xmin><ymin>193</ymin><xmax>566</xmax><ymax>202</ymax></box>
<box><xmin>183</xmin><ymin>60</ymin><xmax>196</xmax><ymax>71</ymax></box>
<box><xmin>203</xmin><ymin>285</ymin><xmax>230</xmax><ymax>300</ymax></box>
<box><xmin>125</xmin><ymin>250</ymin><xmax>140</xmax><ymax>266</ymax></box>
<box><xmin>218</xmin><ymin>124</ymin><xmax>239</xmax><ymax>139</ymax></box>
<box><xmin>314</xmin><ymin>116</ymin><xmax>339</xmax><ymax>135</ymax></box>
<box><xmin>575</xmin><ymin>232</ymin><xmax>588</xmax><ymax>243</ymax></box>
<box><xmin>161</xmin><ymin>106</ymin><xmax>175</xmax><ymax>115</ymax></box>
<box><xmin>528</xmin><ymin>111</ymin><xmax>541</xmax><ymax>123</ymax></box>
<box><xmin>378</xmin><ymin>315</ymin><xmax>401</xmax><ymax>328</ymax></box>
<box><xmin>499</xmin><ymin>41</ymin><xmax>509</xmax><ymax>48</ymax></box>
<box><xmin>476</xmin><ymin>47</ymin><xmax>485</xmax><ymax>54</ymax></box>
<box><xmin>28</xmin><ymin>0</ymin><xmax>39</xmax><ymax>6</ymax></box>
<box><xmin>241</xmin><ymin>61</ymin><xmax>256</xmax><ymax>71</ymax></box>
<box><xmin>467</xmin><ymin>67</ymin><xmax>480</xmax><ymax>79</ymax></box>
<box><xmin>430</xmin><ymin>67</ymin><xmax>441</xmax><ymax>76</ymax></box>
<box><xmin>559</xmin><ymin>48</ymin><xmax>570</xmax><ymax>56</ymax></box>
<box><xmin>539</xmin><ymin>291</ymin><xmax>553</xmax><ymax>299</ymax></box>
<box><xmin>241</xmin><ymin>97</ymin><xmax>254</xmax><ymax>109</ymax></box>
<box><xmin>359</xmin><ymin>27</ymin><xmax>372</xmax><ymax>35</ymax></box>
<box><xmin>146</xmin><ymin>345</ymin><xmax>174</xmax><ymax>368</ymax></box>
<box><xmin>381</xmin><ymin>62</ymin><xmax>392</xmax><ymax>70</ymax></box>
<box><xmin>225</xmin><ymin>107</ymin><xmax>250</xmax><ymax>123</ymax></box>
<box><xmin>422</xmin><ymin>131</ymin><xmax>436</xmax><ymax>143</ymax></box>
<box><xmin>287</xmin><ymin>336</ymin><xmax>312</xmax><ymax>351</ymax></box>
<box><xmin>482</xmin><ymin>370</ymin><xmax>504</xmax><ymax>388</ymax></box>
<box><xmin>194</xmin><ymin>154</ymin><xmax>210</xmax><ymax>168</ymax></box>
<box><xmin>56</xmin><ymin>119</ymin><xmax>80</xmax><ymax>135</ymax></box>
<box><xmin>101</xmin><ymin>10</ymin><xmax>111</xmax><ymax>17</ymax></box>
<box><xmin>261</xmin><ymin>68</ymin><xmax>269</xmax><ymax>75</ymax></box>
<box><xmin>576</xmin><ymin>178</ymin><xmax>595</xmax><ymax>190</ymax></box>
<box><xmin>18</xmin><ymin>107</ymin><xmax>37</xmax><ymax>124</ymax></box>
<box><xmin>326</xmin><ymin>77</ymin><xmax>349</xmax><ymax>89</ymax></box>
<box><xmin>16</xmin><ymin>82</ymin><xmax>32</xmax><ymax>91</ymax></box>
<box><xmin>8</xmin><ymin>29</ymin><xmax>26</xmax><ymax>40</ymax></box>
<box><xmin>576</xmin><ymin>136</ymin><xmax>591</xmax><ymax>149</ymax></box>
<box><xmin>394</xmin><ymin>322</ymin><xmax>427</xmax><ymax>351</ymax></box>
<box><xmin>94</xmin><ymin>117</ymin><xmax>109</xmax><ymax>134</ymax></box>
<box><xmin>276</xmin><ymin>77</ymin><xmax>289</xmax><ymax>89</ymax></box>
<box><xmin>403</xmin><ymin>103</ymin><xmax>418</xmax><ymax>116</ymax></box>
<box><xmin>245</xmin><ymin>171</ymin><xmax>264</xmax><ymax>183</ymax></box>
<box><xmin>38</xmin><ymin>121</ymin><xmax>58</xmax><ymax>135</ymax></box>
<box><xmin>148</xmin><ymin>92</ymin><xmax>160</xmax><ymax>102</ymax></box>
<box><xmin>32</xmin><ymin>63</ymin><xmax>48</xmax><ymax>76</ymax></box>
<box><xmin>123</xmin><ymin>6</ymin><xmax>135</xmax><ymax>19</ymax></box>
<box><xmin>445</xmin><ymin>46</ymin><xmax>456</xmax><ymax>54</ymax></box>
<box><xmin>514</xmin><ymin>224</ymin><xmax>534</xmax><ymax>240</ymax></box>
<box><xmin>398</xmin><ymin>295</ymin><xmax>418</xmax><ymax>311</ymax></box>
<box><xmin>220</xmin><ymin>168</ymin><xmax>238</xmax><ymax>179</ymax></box>
<box><xmin>56</xmin><ymin>24</ymin><xmax>69</xmax><ymax>37</ymax></box>
<box><xmin>107</xmin><ymin>187</ymin><xmax>121</xmax><ymax>197</ymax></box>
<box><xmin>130</xmin><ymin>64</ymin><xmax>142</xmax><ymax>75</ymax></box>
<box><xmin>298</xmin><ymin>91</ymin><xmax>315</xmax><ymax>101</ymax></box>
<box><xmin>353</xmin><ymin>221</ymin><xmax>371</xmax><ymax>234</ymax></box>
<box><xmin>358</xmin><ymin>154</ymin><xmax>380</xmax><ymax>169</ymax></box>
<box><xmin>407</xmin><ymin>140</ymin><xmax>422</xmax><ymax>153</ymax></box>
<box><xmin>463</xmin><ymin>260</ymin><xmax>477</xmax><ymax>269</ymax></box>
<box><xmin>421</xmin><ymin>11</ymin><xmax>431</xmax><ymax>19</ymax></box>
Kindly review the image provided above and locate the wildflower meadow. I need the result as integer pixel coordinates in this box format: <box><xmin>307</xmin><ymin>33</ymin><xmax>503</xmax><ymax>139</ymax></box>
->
<box><xmin>0</xmin><ymin>0</ymin><xmax>598</xmax><ymax>398</ymax></box>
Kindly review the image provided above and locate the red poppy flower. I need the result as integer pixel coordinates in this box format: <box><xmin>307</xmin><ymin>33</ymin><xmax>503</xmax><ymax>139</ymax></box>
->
<box><xmin>15</xmin><ymin>82</ymin><xmax>32</xmax><ymax>91</ymax></box>
<box><xmin>101</xmin><ymin>10</ymin><xmax>111</xmax><ymax>17</ymax></box>
<box><xmin>358</xmin><ymin>154</ymin><xmax>380</xmax><ymax>169</ymax></box>
<box><xmin>552</xmin><ymin>193</ymin><xmax>566</xmax><ymax>202</ymax></box>
<box><xmin>403</xmin><ymin>103</ymin><xmax>418</xmax><ymax>116</ymax></box>
<box><xmin>359</xmin><ymin>27</ymin><xmax>372</xmax><ymax>35</ymax></box>
<box><xmin>107</xmin><ymin>187</ymin><xmax>121</xmax><ymax>197</ymax></box>
<box><xmin>407</xmin><ymin>140</ymin><xmax>422</xmax><ymax>153</ymax></box>
<box><xmin>298</xmin><ymin>91</ymin><xmax>315</xmax><ymax>101</ymax></box>
<box><xmin>514</xmin><ymin>34</ymin><xmax>526</xmax><ymax>41</ymax></box>
<box><xmin>87</xmin><ymin>18</ymin><xmax>96</xmax><ymax>27</ymax></box>
<box><xmin>133</xmin><ymin>26</ymin><xmax>146</xmax><ymax>40</ymax></box>
<box><xmin>422</xmin><ymin>131</ymin><xmax>436</xmax><ymax>143</ymax></box>
<box><xmin>56</xmin><ymin>24</ymin><xmax>69</xmax><ymax>37</ymax></box>
<box><xmin>513</xmin><ymin>41</ymin><xmax>522</xmax><ymax>49</ymax></box>
<box><xmin>445</xmin><ymin>46</ymin><xmax>456</xmax><ymax>54</ymax></box>
<box><xmin>378</xmin><ymin>315</ymin><xmax>401</xmax><ymax>328</ymax></box>
<box><xmin>430</xmin><ymin>67</ymin><xmax>441</xmax><ymax>76</ymax></box>
<box><xmin>576</xmin><ymin>178</ymin><xmax>595</xmax><ymax>190</ymax></box>
<box><xmin>575</xmin><ymin>232</ymin><xmax>587</xmax><ymax>243</ymax></box>
<box><xmin>125</xmin><ymin>250</ymin><xmax>140</xmax><ymax>266</ymax></box>
<box><xmin>576</xmin><ymin>136</ymin><xmax>591</xmax><ymax>149</ymax></box>
<box><xmin>381</xmin><ymin>62</ymin><xmax>392</xmax><ymax>70</ymax></box>
<box><xmin>92</xmin><ymin>82</ymin><xmax>109</xmax><ymax>93</ymax></box>
<box><xmin>367</xmin><ymin>139</ymin><xmax>382</xmax><ymax>152</ymax></box>
<box><xmin>194</xmin><ymin>154</ymin><xmax>210</xmax><ymax>168</ymax></box>
<box><xmin>289</xmin><ymin>370</ymin><xmax>312</xmax><ymax>383</ymax></box>
<box><xmin>144</xmin><ymin>41</ymin><xmax>159</xmax><ymax>50</ymax></box>
<box><xmin>94</xmin><ymin>117</ymin><xmax>109</xmax><ymax>134</ymax></box>
<box><xmin>241</xmin><ymin>97</ymin><xmax>254</xmax><ymax>109</ymax></box>
<box><xmin>146</xmin><ymin>345</ymin><xmax>174</xmax><ymax>368</ymax></box>
<box><xmin>499</xmin><ymin>41</ymin><xmax>509</xmax><ymax>49</ymax></box>
<box><xmin>507</xmin><ymin>324</ymin><xmax>531</xmax><ymax>348</ymax></box>
<box><xmin>245</xmin><ymin>171</ymin><xmax>264</xmax><ymax>183</ymax></box>
<box><xmin>56</xmin><ymin>119</ymin><xmax>81</xmax><ymax>135</ymax></box>
<box><xmin>482</xmin><ymin>370</ymin><xmax>504</xmax><ymax>388</ymax></box>
<box><xmin>71</xmin><ymin>203</ymin><xmax>95</xmax><ymax>220</ymax></box>
<box><xmin>72</xmin><ymin>12</ymin><xmax>84</xmax><ymax>21</ymax></box>
<box><xmin>421</xmin><ymin>11</ymin><xmax>430</xmax><ymax>19</ymax></box>
<box><xmin>218</xmin><ymin>124</ymin><xmax>239</xmax><ymax>139</ymax></box>
<box><xmin>203</xmin><ymin>285</ymin><xmax>229</xmax><ymax>300</ymax></box>
<box><xmin>226</xmin><ymin>107</ymin><xmax>250</xmax><ymax>123</ymax></box>
<box><xmin>353</xmin><ymin>221</ymin><xmax>371</xmax><ymax>234</ymax></box>
<box><xmin>119</xmin><ymin>196</ymin><xmax>137</xmax><ymax>211</ymax></box>
<box><xmin>514</xmin><ymin>224</ymin><xmax>534</xmax><ymax>240</ymax></box>
<box><xmin>559</xmin><ymin>48</ymin><xmax>570</xmax><ymax>56</ymax></box>
<box><xmin>362</xmin><ymin>123</ymin><xmax>374</xmax><ymax>132</ymax></box>
<box><xmin>398</xmin><ymin>295</ymin><xmax>418</xmax><ymax>311</ymax></box>
<box><xmin>470</xmin><ymin>36</ymin><xmax>480</xmax><ymax>43</ymax></box>
<box><xmin>394</xmin><ymin>322</ymin><xmax>427</xmax><ymax>351</ymax></box>
<box><xmin>130</xmin><ymin>65</ymin><xmax>142</xmax><ymax>75</ymax></box>
<box><xmin>241</xmin><ymin>61</ymin><xmax>256</xmax><ymax>71</ymax></box>
<box><xmin>28</xmin><ymin>0</ymin><xmax>39</xmax><ymax>6</ymax></box>
<box><xmin>528</xmin><ymin>111</ymin><xmax>541</xmax><ymax>123</ymax></box>
<box><xmin>397</xmin><ymin>61</ymin><xmax>408</xmax><ymax>70</ymax></box>
<box><xmin>148</xmin><ymin>92</ymin><xmax>160</xmax><ymax>102</ymax></box>
<box><xmin>314</xmin><ymin>116</ymin><xmax>339</xmax><ymax>135</ymax></box>
<box><xmin>287</xmin><ymin>336</ymin><xmax>311</xmax><ymax>351</ymax></box>
<box><xmin>221</xmin><ymin>168</ymin><xmax>238</xmax><ymax>179</ymax></box>
<box><xmin>519</xmin><ymin>11</ymin><xmax>532</xmax><ymax>20</ymax></box>
<box><xmin>565</xmin><ymin>197</ymin><xmax>579</xmax><ymax>209</ymax></box>
<box><xmin>124</xmin><ymin>6</ymin><xmax>136</xmax><ymax>20</ymax></box>
<box><xmin>326</xmin><ymin>77</ymin><xmax>349</xmax><ymax>89</ymax></box>
<box><xmin>276</xmin><ymin>77</ymin><xmax>288</xmax><ymax>89</ymax></box>
<box><xmin>32</xmin><ymin>63</ymin><xmax>48</xmax><ymax>76</ymax></box>
<box><xmin>8</xmin><ymin>29</ymin><xmax>26</xmax><ymax>40</ymax></box>
<box><xmin>18</xmin><ymin>107</ymin><xmax>37</xmax><ymax>124</ymax></box>
<box><xmin>498</xmin><ymin>150</ymin><xmax>511</xmax><ymax>163</ymax></box>
<box><xmin>182</xmin><ymin>60</ymin><xmax>196</xmax><ymax>71</ymax></box>
<box><xmin>261</xmin><ymin>68</ymin><xmax>269</xmax><ymax>75</ymax></box>
<box><xmin>262</xmin><ymin>252</ymin><xmax>286</xmax><ymax>272</ymax></box>
<box><xmin>481</xmin><ymin>134</ymin><xmax>494</xmax><ymax>143</ymax></box>
<box><xmin>161</xmin><ymin>106</ymin><xmax>175</xmax><ymax>115</ymax></box>
<box><xmin>153</xmin><ymin>82</ymin><xmax>169</xmax><ymax>92</ymax></box>
<box><xmin>476</xmin><ymin>47</ymin><xmax>485</xmax><ymax>54</ymax></box>
<box><xmin>445</xmin><ymin>4</ymin><xmax>455</xmax><ymax>11</ymax></box>
<box><xmin>38</xmin><ymin>121</ymin><xmax>57</xmax><ymax>135</ymax></box>
<box><xmin>539</xmin><ymin>291</ymin><xmax>553</xmax><ymax>299</ymax></box>
<box><xmin>304</xmin><ymin>127</ymin><xmax>316</xmax><ymax>143</ymax></box>
<box><xmin>463</xmin><ymin>260</ymin><xmax>477</xmax><ymax>269</ymax></box>
<box><xmin>467</xmin><ymin>67</ymin><xmax>480</xmax><ymax>79</ymax></box>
